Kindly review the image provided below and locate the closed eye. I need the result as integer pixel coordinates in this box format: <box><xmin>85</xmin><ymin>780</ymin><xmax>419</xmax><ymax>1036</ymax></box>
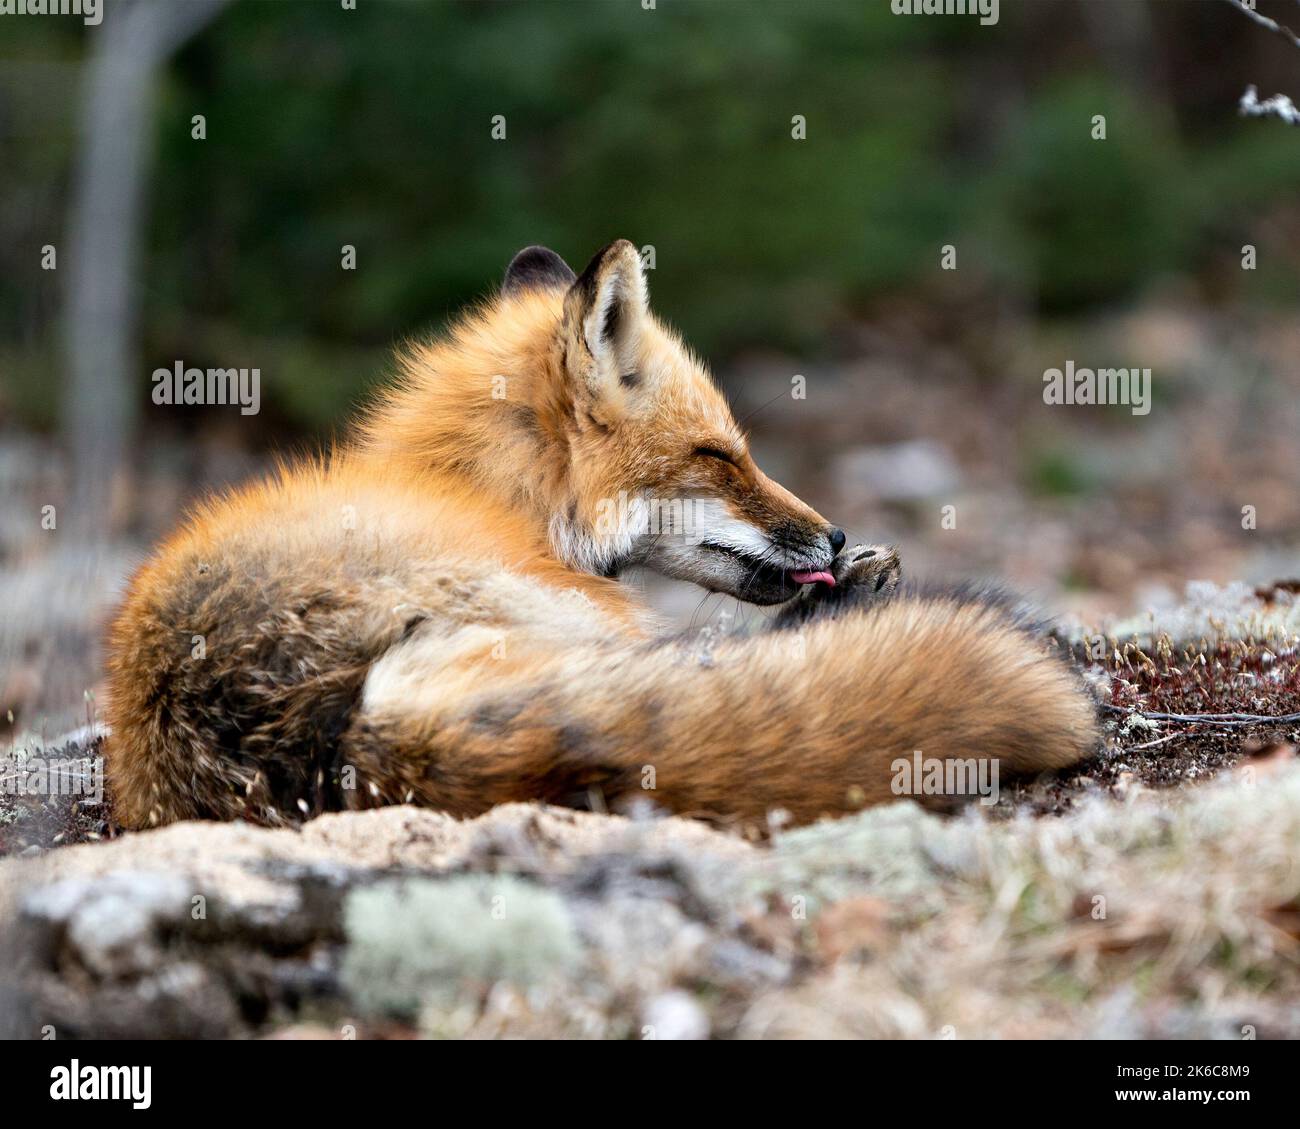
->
<box><xmin>693</xmin><ymin>445</ymin><xmax>739</xmax><ymax>467</ymax></box>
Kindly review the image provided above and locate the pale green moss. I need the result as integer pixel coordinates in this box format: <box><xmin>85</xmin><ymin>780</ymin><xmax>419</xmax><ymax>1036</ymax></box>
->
<box><xmin>341</xmin><ymin>874</ymin><xmax>582</xmax><ymax>1017</ymax></box>
<box><xmin>751</xmin><ymin>766</ymin><xmax>1300</xmax><ymax>1025</ymax></box>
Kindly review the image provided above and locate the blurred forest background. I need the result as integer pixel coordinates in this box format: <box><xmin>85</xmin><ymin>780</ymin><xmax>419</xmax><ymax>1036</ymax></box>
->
<box><xmin>2</xmin><ymin>0</ymin><xmax>1299</xmax><ymax>734</ymax></box>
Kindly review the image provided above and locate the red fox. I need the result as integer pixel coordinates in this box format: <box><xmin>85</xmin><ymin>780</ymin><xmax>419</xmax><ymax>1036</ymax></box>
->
<box><xmin>105</xmin><ymin>240</ymin><xmax>1097</xmax><ymax>829</ymax></box>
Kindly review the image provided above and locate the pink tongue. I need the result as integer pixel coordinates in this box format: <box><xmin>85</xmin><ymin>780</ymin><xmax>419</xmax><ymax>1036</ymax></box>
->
<box><xmin>790</xmin><ymin>569</ymin><xmax>836</xmax><ymax>587</ymax></box>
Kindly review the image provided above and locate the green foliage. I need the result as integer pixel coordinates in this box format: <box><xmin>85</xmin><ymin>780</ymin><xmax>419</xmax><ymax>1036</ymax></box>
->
<box><xmin>1028</xmin><ymin>448</ymin><xmax>1095</xmax><ymax>498</ymax></box>
<box><xmin>146</xmin><ymin>0</ymin><xmax>963</xmax><ymax>360</ymax></box>
<box><xmin>3</xmin><ymin>0</ymin><xmax>1299</xmax><ymax>431</ymax></box>
<box><xmin>980</xmin><ymin>78</ymin><xmax>1190</xmax><ymax>311</ymax></box>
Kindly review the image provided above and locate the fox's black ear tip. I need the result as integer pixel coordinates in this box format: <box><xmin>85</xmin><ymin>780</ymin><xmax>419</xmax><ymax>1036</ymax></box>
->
<box><xmin>580</xmin><ymin>240</ymin><xmax>635</xmax><ymax>272</ymax></box>
<box><xmin>571</xmin><ymin>240</ymin><xmax>642</xmax><ymax>303</ymax></box>
<box><xmin>502</xmin><ymin>245</ymin><xmax>577</xmax><ymax>296</ymax></box>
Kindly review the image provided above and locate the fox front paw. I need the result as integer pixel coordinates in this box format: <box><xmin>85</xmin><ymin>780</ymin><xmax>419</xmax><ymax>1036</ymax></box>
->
<box><xmin>771</xmin><ymin>542</ymin><xmax>902</xmax><ymax>629</ymax></box>
<box><xmin>832</xmin><ymin>543</ymin><xmax>901</xmax><ymax>599</ymax></box>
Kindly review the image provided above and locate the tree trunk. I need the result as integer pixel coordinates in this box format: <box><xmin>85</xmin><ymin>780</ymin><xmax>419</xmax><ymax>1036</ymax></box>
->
<box><xmin>61</xmin><ymin>0</ymin><xmax>231</xmax><ymax>536</ymax></box>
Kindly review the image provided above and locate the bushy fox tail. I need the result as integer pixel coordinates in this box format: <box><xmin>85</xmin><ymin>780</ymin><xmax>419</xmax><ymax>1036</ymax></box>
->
<box><xmin>339</xmin><ymin>589</ymin><xmax>1099</xmax><ymax>826</ymax></box>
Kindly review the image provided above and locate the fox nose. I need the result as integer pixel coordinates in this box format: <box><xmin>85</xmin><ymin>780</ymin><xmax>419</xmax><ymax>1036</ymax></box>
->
<box><xmin>827</xmin><ymin>527</ymin><xmax>846</xmax><ymax>555</ymax></box>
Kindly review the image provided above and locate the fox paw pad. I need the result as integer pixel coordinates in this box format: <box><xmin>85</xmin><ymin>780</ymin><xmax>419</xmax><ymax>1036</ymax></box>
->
<box><xmin>834</xmin><ymin>543</ymin><xmax>901</xmax><ymax>597</ymax></box>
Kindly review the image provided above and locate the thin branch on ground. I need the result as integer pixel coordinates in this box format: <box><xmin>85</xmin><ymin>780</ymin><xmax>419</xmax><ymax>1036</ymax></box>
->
<box><xmin>1104</xmin><ymin>704</ymin><xmax>1300</xmax><ymax>728</ymax></box>
<box><xmin>1125</xmin><ymin>732</ymin><xmax>1187</xmax><ymax>752</ymax></box>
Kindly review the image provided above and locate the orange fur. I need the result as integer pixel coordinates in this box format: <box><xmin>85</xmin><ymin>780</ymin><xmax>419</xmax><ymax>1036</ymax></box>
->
<box><xmin>105</xmin><ymin>242</ymin><xmax>1098</xmax><ymax>829</ymax></box>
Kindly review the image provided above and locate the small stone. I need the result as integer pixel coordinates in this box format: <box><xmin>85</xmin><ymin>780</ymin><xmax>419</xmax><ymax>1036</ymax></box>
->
<box><xmin>642</xmin><ymin>990</ymin><xmax>709</xmax><ymax>1041</ymax></box>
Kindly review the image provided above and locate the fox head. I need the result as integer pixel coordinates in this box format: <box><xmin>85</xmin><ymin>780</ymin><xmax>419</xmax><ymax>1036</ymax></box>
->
<box><xmin>502</xmin><ymin>240</ymin><xmax>845</xmax><ymax>605</ymax></box>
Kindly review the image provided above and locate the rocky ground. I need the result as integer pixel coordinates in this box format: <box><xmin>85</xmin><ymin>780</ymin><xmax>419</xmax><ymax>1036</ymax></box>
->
<box><xmin>1</xmin><ymin>583</ymin><xmax>1298</xmax><ymax>1040</ymax></box>
<box><xmin>3</xmin><ymin>298</ymin><xmax>1299</xmax><ymax>1038</ymax></box>
<box><xmin>3</xmin><ymin>771</ymin><xmax>1299</xmax><ymax>1040</ymax></box>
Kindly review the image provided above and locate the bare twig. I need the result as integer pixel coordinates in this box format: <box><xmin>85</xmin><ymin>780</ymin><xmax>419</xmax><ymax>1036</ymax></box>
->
<box><xmin>1222</xmin><ymin>0</ymin><xmax>1300</xmax><ymax>123</ymax></box>
<box><xmin>1126</xmin><ymin>732</ymin><xmax>1185</xmax><ymax>752</ymax></box>
<box><xmin>1105</xmin><ymin>704</ymin><xmax>1300</xmax><ymax>728</ymax></box>
<box><xmin>1222</xmin><ymin>0</ymin><xmax>1300</xmax><ymax>51</ymax></box>
<box><xmin>1240</xmin><ymin>84</ymin><xmax>1300</xmax><ymax>124</ymax></box>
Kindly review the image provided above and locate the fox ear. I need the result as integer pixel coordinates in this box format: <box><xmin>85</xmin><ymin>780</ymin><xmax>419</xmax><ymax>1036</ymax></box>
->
<box><xmin>502</xmin><ymin>245</ymin><xmax>576</xmax><ymax>296</ymax></box>
<box><xmin>563</xmin><ymin>240</ymin><xmax>648</xmax><ymax>400</ymax></box>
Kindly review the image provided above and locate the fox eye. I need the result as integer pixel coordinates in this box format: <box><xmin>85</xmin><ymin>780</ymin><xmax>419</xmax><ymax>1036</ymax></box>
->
<box><xmin>693</xmin><ymin>445</ymin><xmax>738</xmax><ymax>467</ymax></box>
